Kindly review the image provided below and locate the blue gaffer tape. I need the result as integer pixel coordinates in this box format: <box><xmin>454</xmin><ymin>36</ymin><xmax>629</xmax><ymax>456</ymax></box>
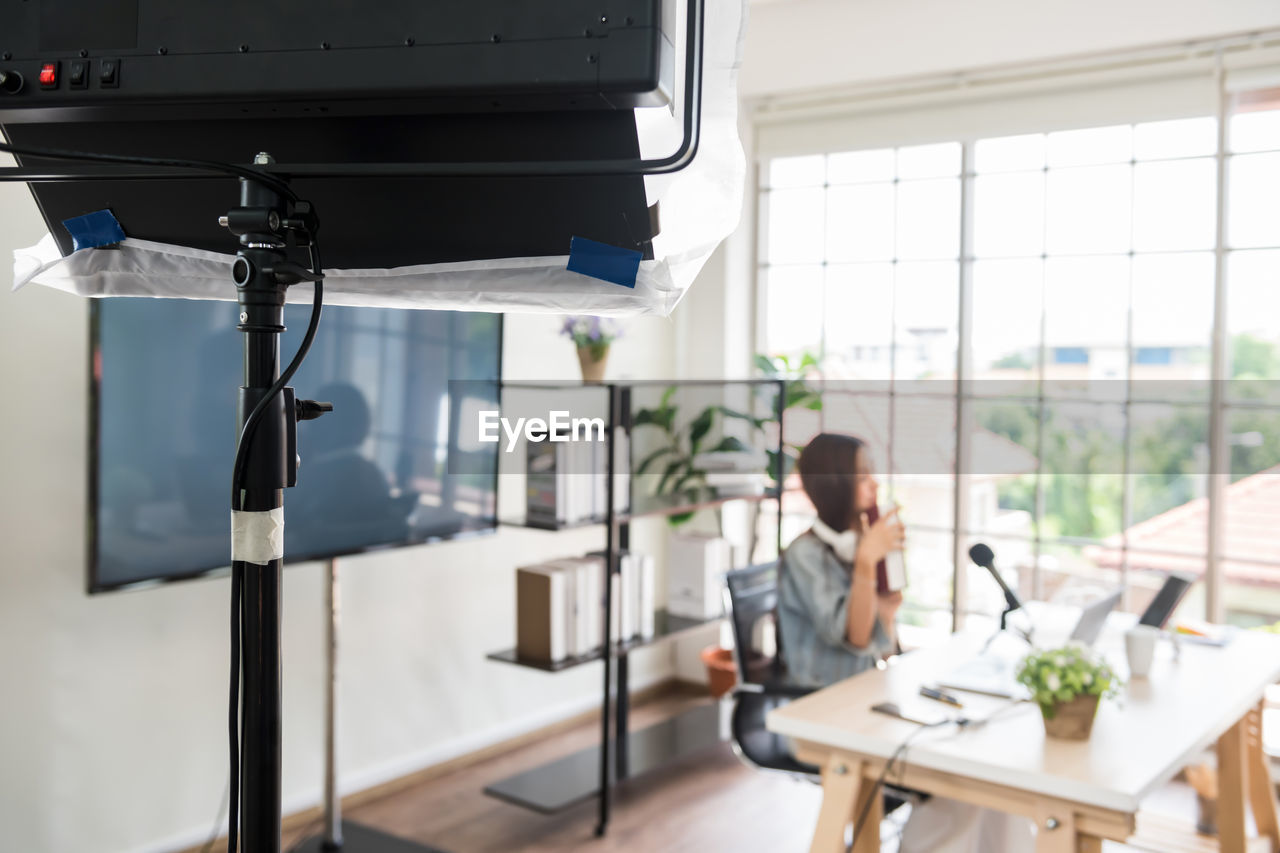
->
<box><xmin>62</xmin><ymin>209</ymin><xmax>127</xmax><ymax>251</ymax></box>
<box><xmin>566</xmin><ymin>236</ymin><xmax>641</xmax><ymax>288</ymax></box>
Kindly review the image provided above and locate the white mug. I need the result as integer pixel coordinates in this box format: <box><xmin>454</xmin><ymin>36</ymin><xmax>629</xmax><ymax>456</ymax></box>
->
<box><xmin>1125</xmin><ymin>624</ymin><xmax>1160</xmax><ymax>678</ymax></box>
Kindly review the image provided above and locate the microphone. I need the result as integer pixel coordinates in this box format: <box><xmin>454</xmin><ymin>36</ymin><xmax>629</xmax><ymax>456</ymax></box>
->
<box><xmin>968</xmin><ymin>543</ymin><xmax>1030</xmax><ymax>644</ymax></box>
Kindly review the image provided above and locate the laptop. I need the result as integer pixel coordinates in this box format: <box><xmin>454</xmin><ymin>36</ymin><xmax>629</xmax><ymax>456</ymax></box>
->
<box><xmin>937</xmin><ymin>590</ymin><xmax>1122</xmax><ymax>699</ymax></box>
<box><xmin>1137</xmin><ymin>573</ymin><xmax>1193</xmax><ymax>629</ymax></box>
<box><xmin>1069</xmin><ymin>589</ymin><xmax>1124</xmax><ymax>645</ymax></box>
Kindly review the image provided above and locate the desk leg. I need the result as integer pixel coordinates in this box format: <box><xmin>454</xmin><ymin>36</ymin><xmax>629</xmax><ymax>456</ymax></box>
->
<box><xmin>1034</xmin><ymin>802</ymin><xmax>1079</xmax><ymax>853</ymax></box>
<box><xmin>1218</xmin><ymin>711</ymin><xmax>1249</xmax><ymax>853</ymax></box>
<box><xmin>851</xmin><ymin>768</ymin><xmax>883</xmax><ymax>853</ymax></box>
<box><xmin>810</xmin><ymin>755</ymin><xmax>864</xmax><ymax>853</ymax></box>
<box><xmin>1246</xmin><ymin>701</ymin><xmax>1280</xmax><ymax>849</ymax></box>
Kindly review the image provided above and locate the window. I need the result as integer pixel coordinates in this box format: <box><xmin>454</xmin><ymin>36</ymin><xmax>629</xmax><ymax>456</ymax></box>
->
<box><xmin>758</xmin><ymin>86</ymin><xmax>1280</xmax><ymax>629</ymax></box>
<box><xmin>1221</xmin><ymin>87</ymin><xmax>1280</xmax><ymax>629</ymax></box>
<box><xmin>1134</xmin><ymin>347</ymin><xmax>1173</xmax><ymax>366</ymax></box>
<box><xmin>1052</xmin><ymin>348</ymin><xmax>1090</xmax><ymax>365</ymax></box>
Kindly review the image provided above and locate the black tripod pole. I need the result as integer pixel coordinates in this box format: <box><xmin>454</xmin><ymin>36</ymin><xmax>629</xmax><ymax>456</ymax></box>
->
<box><xmin>229</xmin><ymin>153</ymin><xmax>296</xmax><ymax>853</ymax></box>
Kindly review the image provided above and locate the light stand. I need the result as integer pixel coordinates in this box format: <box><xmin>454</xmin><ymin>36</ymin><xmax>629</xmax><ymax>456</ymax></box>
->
<box><xmin>290</xmin><ymin>558</ymin><xmax>448</xmax><ymax>853</ymax></box>
<box><xmin>227</xmin><ymin>157</ymin><xmax>446</xmax><ymax>853</ymax></box>
<box><xmin>225</xmin><ymin>155</ymin><xmax>327</xmax><ymax>852</ymax></box>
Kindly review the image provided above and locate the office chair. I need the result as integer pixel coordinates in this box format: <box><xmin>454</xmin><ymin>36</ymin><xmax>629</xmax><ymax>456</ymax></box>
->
<box><xmin>722</xmin><ymin>563</ymin><xmax>909</xmax><ymax>811</ymax></box>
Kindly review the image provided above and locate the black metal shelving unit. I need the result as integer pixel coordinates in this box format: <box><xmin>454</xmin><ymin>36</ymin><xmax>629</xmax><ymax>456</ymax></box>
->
<box><xmin>486</xmin><ymin>609</ymin><xmax>725</xmax><ymax>673</ymax></box>
<box><xmin>482</xmin><ymin>379</ymin><xmax>787</xmax><ymax>836</ymax></box>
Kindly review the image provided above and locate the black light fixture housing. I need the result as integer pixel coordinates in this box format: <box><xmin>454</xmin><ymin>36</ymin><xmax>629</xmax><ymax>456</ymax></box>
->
<box><xmin>0</xmin><ymin>0</ymin><xmax>696</xmax><ymax>265</ymax></box>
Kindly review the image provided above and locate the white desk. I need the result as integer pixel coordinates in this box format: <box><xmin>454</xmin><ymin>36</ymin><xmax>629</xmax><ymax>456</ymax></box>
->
<box><xmin>767</xmin><ymin>610</ymin><xmax>1280</xmax><ymax>853</ymax></box>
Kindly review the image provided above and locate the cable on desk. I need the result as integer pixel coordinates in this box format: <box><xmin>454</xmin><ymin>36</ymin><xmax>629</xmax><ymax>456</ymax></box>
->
<box><xmin>848</xmin><ymin>698</ymin><xmax>1031</xmax><ymax>849</ymax></box>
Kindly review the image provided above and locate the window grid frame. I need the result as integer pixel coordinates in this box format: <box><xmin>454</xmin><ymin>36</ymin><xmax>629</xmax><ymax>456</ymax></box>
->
<box><xmin>758</xmin><ymin>111</ymin><xmax>1280</xmax><ymax>628</ymax></box>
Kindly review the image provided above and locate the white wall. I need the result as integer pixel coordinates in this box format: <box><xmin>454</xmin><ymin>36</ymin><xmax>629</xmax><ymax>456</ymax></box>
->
<box><xmin>0</xmin><ymin>161</ymin><xmax>682</xmax><ymax>852</ymax></box>
<box><xmin>741</xmin><ymin>0</ymin><xmax>1280</xmax><ymax>98</ymax></box>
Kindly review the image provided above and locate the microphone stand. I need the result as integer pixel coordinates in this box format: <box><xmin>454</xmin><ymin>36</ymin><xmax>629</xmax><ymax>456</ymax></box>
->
<box><xmin>978</xmin><ymin>572</ymin><xmax>1034</xmax><ymax>654</ymax></box>
<box><xmin>979</xmin><ymin>602</ymin><xmax>1034</xmax><ymax>654</ymax></box>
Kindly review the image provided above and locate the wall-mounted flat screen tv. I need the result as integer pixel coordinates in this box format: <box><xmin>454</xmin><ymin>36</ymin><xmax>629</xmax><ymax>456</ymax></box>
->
<box><xmin>90</xmin><ymin>297</ymin><xmax>501</xmax><ymax>592</ymax></box>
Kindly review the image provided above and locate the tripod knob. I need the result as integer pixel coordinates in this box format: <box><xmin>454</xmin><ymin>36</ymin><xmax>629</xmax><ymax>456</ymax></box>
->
<box><xmin>266</xmin><ymin>261</ymin><xmax>324</xmax><ymax>285</ymax></box>
<box><xmin>296</xmin><ymin>399</ymin><xmax>333</xmax><ymax>421</ymax></box>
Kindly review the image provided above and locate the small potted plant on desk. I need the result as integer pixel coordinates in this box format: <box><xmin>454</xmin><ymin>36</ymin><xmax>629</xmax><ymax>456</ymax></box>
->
<box><xmin>1016</xmin><ymin>644</ymin><xmax>1122</xmax><ymax>740</ymax></box>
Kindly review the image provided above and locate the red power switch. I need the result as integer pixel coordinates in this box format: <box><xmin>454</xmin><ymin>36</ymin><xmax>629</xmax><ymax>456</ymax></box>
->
<box><xmin>39</xmin><ymin>62</ymin><xmax>58</xmax><ymax>89</ymax></box>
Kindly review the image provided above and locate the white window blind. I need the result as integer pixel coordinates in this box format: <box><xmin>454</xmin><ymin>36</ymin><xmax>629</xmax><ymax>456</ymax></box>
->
<box><xmin>753</xmin><ymin>40</ymin><xmax>1280</xmax><ymax>158</ymax></box>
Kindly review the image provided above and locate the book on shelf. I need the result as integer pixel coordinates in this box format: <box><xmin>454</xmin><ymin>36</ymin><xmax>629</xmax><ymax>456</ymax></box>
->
<box><xmin>692</xmin><ymin>448</ymin><xmax>769</xmax><ymax>472</ymax></box>
<box><xmin>618</xmin><ymin>552</ymin><xmax>636</xmax><ymax>641</ymax></box>
<box><xmin>598</xmin><ymin>550</ymin><xmax>654</xmax><ymax>644</ymax></box>
<box><xmin>616</xmin><ymin>552</ymin><xmax>655</xmax><ymax>641</ymax></box>
<box><xmin>515</xmin><ymin>564</ymin><xmax>568</xmax><ymax>663</ymax></box>
<box><xmin>613</xmin><ymin>425</ymin><xmax>631</xmax><ymax>515</ymax></box>
<box><xmin>701</xmin><ymin>471</ymin><xmax>769</xmax><ymax>495</ymax></box>
<box><xmin>637</xmin><ymin>552</ymin><xmax>656</xmax><ymax>639</ymax></box>
<box><xmin>514</xmin><ymin>550</ymin><xmax>654</xmax><ymax>663</ymax></box>
<box><xmin>551</xmin><ymin>555</ymin><xmax>604</xmax><ymax>657</ymax></box>
<box><xmin>667</xmin><ymin>531</ymin><xmax>732</xmax><ymax>620</ymax></box>
<box><xmin>525</xmin><ymin>427</ymin><xmax>630</xmax><ymax>526</ymax></box>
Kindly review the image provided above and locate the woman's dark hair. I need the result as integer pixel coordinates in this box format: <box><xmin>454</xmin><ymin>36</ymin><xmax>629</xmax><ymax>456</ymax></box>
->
<box><xmin>796</xmin><ymin>432</ymin><xmax>866</xmax><ymax>533</ymax></box>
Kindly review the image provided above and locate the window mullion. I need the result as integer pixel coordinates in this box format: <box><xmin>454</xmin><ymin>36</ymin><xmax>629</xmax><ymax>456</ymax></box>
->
<box><xmin>1120</xmin><ymin>142</ymin><xmax>1137</xmax><ymax>612</ymax></box>
<box><xmin>1206</xmin><ymin>53</ymin><xmax>1231</xmax><ymax>623</ymax></box>
<box><xmin>953</xmin><ymin>141</ymin><xmax>976</xmax><ymax>631</ymax></box>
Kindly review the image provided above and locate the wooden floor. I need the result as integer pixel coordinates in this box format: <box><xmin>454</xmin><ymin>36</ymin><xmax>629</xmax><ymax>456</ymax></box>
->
<box><xmin>266</xmin><ymin>684</ymin><xmax>1252</xmax><ymax>853</ymax></box>
<box><xmin>282</xmin><ymin>686</ymin><xmax>825</xmax><ymax>853</ymax></box>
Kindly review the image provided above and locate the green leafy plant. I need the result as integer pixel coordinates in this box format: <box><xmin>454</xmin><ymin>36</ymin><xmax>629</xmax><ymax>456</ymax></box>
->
<box><xmin>1015</xmin><ymin>644</ymin><xmax>1122</xmax><ymax>719</ymax></box>
<box><xmin>633</xmin><ymin>386</ymin><xmax>759</xmax><ymax>526</ymax></box>
<box><xmin>631</xmin><ymin>352</ymin><xmax>824</xmax><ymax>528</ymax></box>
<box><xmin>755</xmin><ymin>350</ymin><xmax>824</xmax><ymax>481</ymax></box>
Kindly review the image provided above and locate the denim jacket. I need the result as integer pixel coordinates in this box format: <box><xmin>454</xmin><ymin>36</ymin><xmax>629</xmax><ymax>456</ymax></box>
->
<box><xmin>777</xmin><ymin>530</ymin><xmax>895</xmax><ymax>688</ymax></box>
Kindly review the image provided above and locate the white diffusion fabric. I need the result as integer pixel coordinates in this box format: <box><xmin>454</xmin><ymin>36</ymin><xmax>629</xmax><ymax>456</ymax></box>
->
<box><xmin>10</xmin><ymin>1</ymin><xmax>747</xmax><ymax>318</ymax></box>
<box><xmin>13</xmin><ymin>234</ymin><xmax>683</xmax><ymax>317</ymax></box>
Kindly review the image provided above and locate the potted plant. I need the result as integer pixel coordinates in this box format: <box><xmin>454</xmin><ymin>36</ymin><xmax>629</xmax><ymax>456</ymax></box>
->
<box><xmin>633</xmin><ymin>386</ymin><xmax>747</xmax><ymax>527</ymax></box>
<box><xmin>560</xmin><ymin>315</ymin><xmax>621</xmax><ymax>382</ymax></box>
<box><xmin>754</xmin><ymin>350</ymin><xmax>825</xmax><ymax>481</ymax></box>
<box><xmin>1015</xmin><ymin>644</ymin><xmax>1121</xmax><ymax>740</ymax></box>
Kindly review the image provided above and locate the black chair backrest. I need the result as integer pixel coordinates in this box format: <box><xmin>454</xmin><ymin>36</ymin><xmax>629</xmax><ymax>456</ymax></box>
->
<box><xmin>723</xmin><ymin>562</ymin><xmax>786</xmax><ymax>687</ymax></box>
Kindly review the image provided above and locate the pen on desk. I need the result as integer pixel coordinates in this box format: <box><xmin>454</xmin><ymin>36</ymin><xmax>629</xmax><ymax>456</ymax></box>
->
<box><xmin>920</xmin><ymin>685</ymin><xmax>964</xmax><ymax>708</ymax></box>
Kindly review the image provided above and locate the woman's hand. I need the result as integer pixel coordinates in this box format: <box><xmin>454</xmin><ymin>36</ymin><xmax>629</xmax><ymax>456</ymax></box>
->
<box><xmin>876</xmin><ymin>590</ymin><xmax>904</xmax><ymax>654</ymax></box>
<box><xmin>877</xmin><ymin>589</ymin><xmax>903</xmax><ymax>615</ymax></box>
<box><xmin>848</xmin><ymin>509</ymin><xmax>905</xmax><ymax>649</ymax></box>
<box><xmin>855</xmin><ymin>507</ymin><xmax>905</xmax><ymax>566</ymax></box>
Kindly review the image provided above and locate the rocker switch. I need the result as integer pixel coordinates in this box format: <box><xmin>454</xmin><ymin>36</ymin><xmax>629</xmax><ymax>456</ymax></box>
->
<box><xmin>98</xmin><ymin>58</ymin><xmax>119</xmax><ymax>88</ymax></box>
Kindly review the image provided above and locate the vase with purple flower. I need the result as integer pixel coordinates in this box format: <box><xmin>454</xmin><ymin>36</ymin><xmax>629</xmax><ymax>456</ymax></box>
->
<box><xmin>561</xmin><ymin>315</ymin><xmax>621</xmax><ymax>382</ymax></box>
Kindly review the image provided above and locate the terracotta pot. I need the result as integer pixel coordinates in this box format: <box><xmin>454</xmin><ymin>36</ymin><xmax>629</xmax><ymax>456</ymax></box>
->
<box><xmin>576</xmin><ymin>345</ymin><xmax>609</xmax><ymax>383</ymax></box>
<box><xmin>700</xmin><ymin>645</ymin><xmax>737</xmax><ymax>700</ymax></box>
<box><xmin>1040</xmin><ymin>693</ymin><xmax>1100</xmax><ymax>740</ymax></box>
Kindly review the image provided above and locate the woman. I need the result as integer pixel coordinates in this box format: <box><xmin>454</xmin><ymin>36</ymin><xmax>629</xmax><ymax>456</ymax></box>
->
<box><xmin>777</xmin><ymin>432</ymin><xmax>904</xmax><ymax>687</ymax></box>
<box><xmin>777</xmin><ymin>432</ymin><xmax>1033</xmax><ymax>853</ymax></box>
